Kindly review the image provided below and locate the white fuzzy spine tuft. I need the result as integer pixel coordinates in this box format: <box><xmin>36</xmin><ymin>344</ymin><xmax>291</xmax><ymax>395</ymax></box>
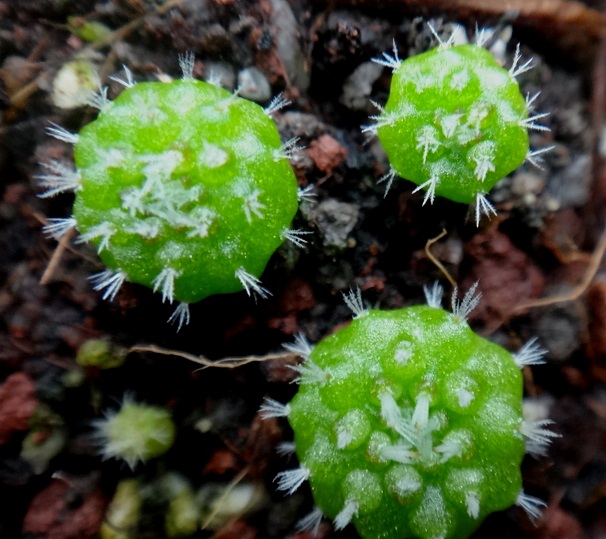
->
<box><xmin>264</xmin><ymin>93</ymin><xmax>291</xmax><ymax>116</ymax></box>
<box><xmin>465</xmin><ymin>492</ymin><xmax>481</xmax><ymax>519</ymax></box>
<box><xmin>295</xmin><ymin>506</ymin><xmax>323</xmax><ymax>535</ymax></box>
<box><xmin>109</xmin><ymin>65</ymin><xmax>135</xmax><ymax>88</ymax></box>
<box><xmin>276</xmin><ymin>441</ymin><xmax>296</xmax><ymax>457</ymax></box>
<box><xmin>77</xmin><ymin>222</ymin><xmax>115</xmax><ymax>253</ymax></box>
<box><xmin>423</xmin><ymin>282</ymin><xmax>444</xmax><ymax>308</ymax></box>
<box><xmin>377</xmin><ymin>167</ymin><xmax>397</xmax><ymax>198</ymax></box>
<box><xmin>282</xmin><ymin>228</ymin><xmax>312</xmax><ymax>248</ymax></box>
<box><xmin>371</xmin><ymin>39</ymin><xmax>401</xmax><ymax>71</ymax></box>
<box><xmin>509</xmin><ymin>43</ymin><xmax>534</xmax><ymax>79</ymax></box>
<box><xmin>289</xmin><ymin>360</ymin><xmax>330</xmax><ymax>385</ymax></box>
<box><xmin>298</xmin><ymin>185</ymin><xmax>316</xmax><ymax>202</ymax></box>
<box><xmin>259</xmin><ymin>398</ymin><xmax>290</xmax><ymax>419</ymax></box>
<box><xmin>412</xmin><ymin>176</ymin><xmax>439</xmax><ymax>205</ymax></box>
<box><xmin>451</xmin><ymin>281</ymin><xmax>481</xmax><ymax>321</ymax></box>
<box><xmin>274</xmin><ymin>466</ymin><xmax>310</xmax><ymax>495</ymax></box>
<box><xmin>474</xmin><ymin>194</ymin><xmax>497</xmax><ymax>227</ymax></box>
<box><xmin>167</xmin><ymin>302</ymin><xmax>190</xmax><ymax>331</ymax></box>
<box><xmin>516</xmin><ymin>490</ymin><xmax>546</xmax><ymax>522</ymax></box>
<box><xmin>520</xmin><ymin>112</ymin><xmax>551</xmax><ymax>132</ymax></box>
<box><xmin>85</xmin><ymin>86</ymin><xmax>110</xmax><ymax>110</ymax></box>
<box><xmin>521</xmin><ymin>419</ymin><xmax>560</xmax><ymax>456</ymax></box>
<box><xmin>43</xmin><ymin>217</ymin><xmax>77</xmax><ymax>240</ymax></box>
<box><xmin>275</xmin><ymin>136</ymin><xmax>303</xmax><ymax>161</ymax></box>
<box><xmin>526</xmin><ymin>146</ymin><xmax>555</xmax><ymax>169</ymax></box>
<box><xmin>47</xmin><ymin>122</ymin><xmax>79</xmax><ymax>145</ymax></box>
<box><xmin>89</xmin><ymin>269</ymin><xmax>127</xmax><ymax>301</ymax></box>
<box><xmin>235</xmin><ymin>267</ymin><xmax>271</xmax><ymax>299</ymax></box>
<box><xmin>37</xmin><ymin>160</ymin><xmax>81</xmax><ymax>198</ymax></box>
<box><xmin>179</xmin><ymin>51</ymin><xmax>195</xmax><ymax>79</ymax></box>
<box><xmin>334</xmin><ymin>500</ymin><xmax>359</xmax><ymax>530</ymax></box>
<box><xmin>342</xmin><ymin>287</ymin><xmax>367</xmax><ymax>318</ymax></box>
<box><xmin>152</xmin><ymin>268</ymin><xmax>180</xmax><ymax>304</ymax></box>
<box><xmin>283</xmin><ymin>333</ymin><xmax>313</xmax><ymax>360</ymax></box>
<box><xmin>514</xmin><ymin>337</ymin><xmax>547</xmax><ymax>368</ymax></box>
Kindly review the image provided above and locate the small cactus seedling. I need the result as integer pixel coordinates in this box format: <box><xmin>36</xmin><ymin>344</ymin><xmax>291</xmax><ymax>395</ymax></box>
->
<box><xmin>262</xmin><ymin>284</ymin><xmax>557</xmax><ymax>539</ymax></box>
<box><xmin>40</xmin><ymin>56</ymin><xmax>303</xmax><ymax>328</ymax></box>
<box><xmin>366</xmin><ymin>31</ymin><xmax>552</xmax><ymax>225</ymax></box>
<box><xmin>94</xmin><ymin>397</ymin><xmax>176</xmax><ymax>469</ymax></box>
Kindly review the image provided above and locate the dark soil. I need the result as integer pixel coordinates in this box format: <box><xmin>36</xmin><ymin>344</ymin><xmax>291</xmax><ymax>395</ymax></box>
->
<box><xmin>2</xmin><ymin>0</ymin><xmax>606</xmax><ymax>538</ymax></box>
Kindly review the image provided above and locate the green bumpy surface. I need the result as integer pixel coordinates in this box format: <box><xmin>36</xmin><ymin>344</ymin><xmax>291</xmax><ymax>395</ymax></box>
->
<box><xmin>73</xmin><ymin>79</ymin><xmax>299</xmax><ymax>303</ymax></box>
<box><xmin>377</xmin><ymin>44</ymin><xmax>529</xmax><ymax>204</ymax></box>
<box><xmin>289</xmin><ymin>306</ymin><xmax>525</xmax><ymax>539</ymax></box>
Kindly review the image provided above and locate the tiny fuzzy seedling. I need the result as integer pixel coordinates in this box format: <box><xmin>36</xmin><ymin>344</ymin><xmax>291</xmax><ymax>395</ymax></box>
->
<box><xmin>93</xmin><ymin>397</ymin><xmax>176</xmax><ymax>469</ymax></box>
<box><xmin>365</xmin><ymin>29</ymin><xmax>553</xmax><ymax>226</ymax></box>
<box><xmin>40</xmin><ymin>55</ymin><xmax>307</xmax><ymax>329</ymax></box>
<box><xmin>262</xmin><ymin>283</ymin><xmax>558</xmax><ymax>539</ymax></box>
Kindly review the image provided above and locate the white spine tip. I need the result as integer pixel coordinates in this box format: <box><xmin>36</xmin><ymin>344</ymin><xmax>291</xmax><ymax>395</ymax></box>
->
<box><xmin>526</xmin><ymin>146</ymin><xmax>555</xmax><ymax>169</ymax></box>
<box><xmin>36</xmin><ymin>160</ymin><xmax>81</xmax><ymax>198</ymax></box>
<box><xmin>510</xmin><ymin>43</ymin><xmax>534</xmax><ymax>79</ymax></box>
<box><xmin>288</xmin><ymin>359</ymin><xmax>330</xmax><ymax>385</ymax></box>
<box><xmin>514</xmin><ymin>337</ymin><xmax>547</xmax><ymax>368</ymax></box>
<box><xmin>275</xmin><ymin>136</ymin><xmax>303</xmax><ymax>161</ymax></box>
<box><xmin>167</xmin><ymin>302</ymin><xmax>190</xmax><ymax>331</ymax></box>
<box><xmin>276</xmin><ymin>441</ymin><xmax>297</xmax><ymax>457</ymax></box>
<box><xmin>371</xmin><ymin>39</ymin><xmax>401</xmax><ymax>71</ymax></box>
<box><xmin>520</xmin><ymin>112</ymin><xmax>551</xmax><ymax>133</ymax></box>
<box><xmin>235</xmin><ymin>267</ymin><xmax>271</xmax><ymax>300</ymax></box>
<box><xmin>178</xmin><ymin>51</ymin><xmax>195</xmax><ymax>79</ymax></box>
<box><xmin>77</xmin><ymin>222</ymin><xmax>115</xmax><ymax>253</ymax></box>
<box><xmin>264</xmin><ymin>93</ymin><xmax>291</xmax><ymax>116</ymax></box>
<box><xmin>151</xmin><ymin>267</ymin><xmax>180</xmax><ymax>304</ymax></box>
<box><xmin>334</xmin><ymin>499</ymin><xmax>359</xmax><ymax>530</ymax></box>
<box><xmin>412</xmin><ymin>176</ymin><xmax>439</xmax><ymax>206</ymax></box>
<box><xmin>521</xmin><ymin>419</ymin><xmax>560</xmax><ymax>456</ymax></box>
<box><xmin>423</xmin><ymin>282</ymin><xmax>444</xmax><ymax>308</ymax></box>
<box><xmin>274</xmin><ymin>466</ymin><xmax>310</xmax><ymax>495</ymax></box>
<box><xmin>297</xmin><ymin>185</ymin><xmax>316</xmax><ymax>202</ymax></box>
<box><xmin>465</xmin><ymin>492</ymin><xmax>481</xmax><ymax>519</ymax></box>
<box><xmin>89</xmin><ymin>269</ymin><xmax>127</xmax><ymax>301</ymax></box>
<box><xmin>283</xmin><ymin>333</ymin><xmax>313</xmax><ymax>360</ymax></box>
<box><xmin>342</xmin><ymin>287</ymin><xmax>367</xmax><ymax>319</ymax></box>
<box><xmin>516</xmin><ymin>490</ymin><xmax>546</xmax><ymax>522</ymax></box>
<box><xmin>282</xmin><ymin>228</ymin><xmax>312</xmax><ymax>248</ymax></box>
<box><xmin>109</xmin><ymin>65</ymin><xmax>135</xmax><ymax>88</ymax></box>
<box><xmin>42</xmin><ymin>217</ymin><xmax>77</xmax><ymax>240</ymax></box>
<box><xmin>259</xmin><ymin>398</ymin><xmax>291</xmax><ymax>419</ymax></box>
<box><xmin>295</xmin><ymin>506</ymin><xmax>324</xmax><ymax>535</ymax></box>
<box><xmin>474</xmin><ymin>193</ymin><xmax>497</xmax><ymax>227</ymax></box>
<box><xmin>377</xmin><ymin>168</ymin><xmax>397</xmax><ymax>198</ymax></box>
<box><xmin>85</xmin><ymin>86</ymin><xmax>110</xmax><ymax>110</ymax></box>
<box><xmin>451</xmin><ymin>281</ymin><xmax>481</xmax><ymax>321</ymax></box>
<box><xmin>46</xmin><ymin>122</ymin><xmax>79</xmax><ymax>145</ymax></box>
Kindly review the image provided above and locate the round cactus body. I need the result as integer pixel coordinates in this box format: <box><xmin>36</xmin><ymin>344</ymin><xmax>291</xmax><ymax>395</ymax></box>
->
<box><xmin>72</xmin><ymin>78</ymin><xmax>299</xmax><ymax>304</ymax></box>
<box><xmin>288</xmin><ymin>304</ymin><xmax>526</xmax><ymax>539</ymax></box>
<box><xmin>376</xmin><ymin>43</ymin><xmax>532</xmax><ymax>209</ymax></box>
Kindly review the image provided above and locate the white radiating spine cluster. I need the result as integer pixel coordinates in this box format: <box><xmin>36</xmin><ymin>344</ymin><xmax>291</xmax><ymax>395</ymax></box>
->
<box><xmin>261</xmin><ymin>283</ymin><xmax>558</xmax><ymax>536</ymax></box>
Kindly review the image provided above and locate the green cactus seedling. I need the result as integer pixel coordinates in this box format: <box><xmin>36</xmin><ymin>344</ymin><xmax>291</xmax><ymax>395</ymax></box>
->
<box><xmin>262</xmin><ymin>284</ymin><xmax>557</xmax><ymax>539</ymax></box>
<box><xmin>40</xmin><ymin>54</ymin><xmax>305</xmax><ymax>328</ymax></box>
<box><xmin>94</xmin><ymin>397</ymin><xmax>176</xmax><ymax>469</ymax></box>
<box><xmin>366</xmin><ymin>29</ymin><xmax>552</xmax><ymax>225</ymax></box>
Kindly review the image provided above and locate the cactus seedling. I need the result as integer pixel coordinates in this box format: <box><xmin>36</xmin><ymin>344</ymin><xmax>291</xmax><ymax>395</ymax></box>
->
<box><xmin>262</xmin><ymin>284</ymin><xmax>557</xmax><ymax>539</ymax></box>
<box><xmin>40</xmin><ymin>55</ymin><xmax>303</xmax><ymax>328</ymax></box>
<box><xmin>94</xmin><ymin>397</ymin><xmax>176</xmax><ymax>469</ymax></box>
<box><xmin>366</xmin><ymin>30</ymin><xmax>551</xmax><ymax>225</ymax></box>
